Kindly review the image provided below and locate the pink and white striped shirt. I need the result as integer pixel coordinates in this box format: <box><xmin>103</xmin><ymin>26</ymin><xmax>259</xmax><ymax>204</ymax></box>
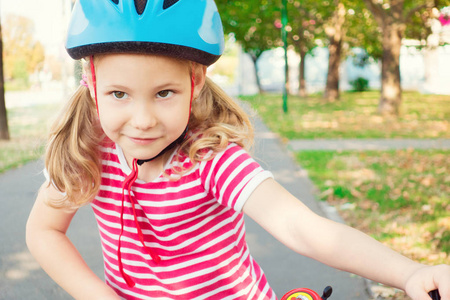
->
<box><xmin>91</xmin><ymin>142</ymin><xmax>276</xmax><ymax>299</ymax></box>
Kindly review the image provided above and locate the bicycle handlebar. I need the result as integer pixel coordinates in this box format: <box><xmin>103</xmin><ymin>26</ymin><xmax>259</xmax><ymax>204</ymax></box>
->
<box><xmin>429</xmin><ymin>289</ymin><xmax>441</xmax><ymax>300</ymax></box>
<box><xmin>281</xmin><ymin>286</ymin><xmax>441</xmax><ymax>300</ymax></box>
<box><xmin>281</xmin><ymin>286</ymin><xmax>332</xmax><ymax>300</ymax></box>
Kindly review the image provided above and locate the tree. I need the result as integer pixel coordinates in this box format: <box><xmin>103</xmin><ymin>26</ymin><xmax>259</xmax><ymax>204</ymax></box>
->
<box><xmin>217</xmin><ymin>0</ymin><xmax>281</xmax><ymax>93</ymax></box>
<box><xmin>0</xmin><ymin>20</ymin><xmax>9</xmax><ymax>140</ymax></box>
<box><xmin>324</xmin><ymin>0</ymin><xmax>346</xmax><ymax>101</ymax></box>
<box><xmin>287</xmin><ymin>0</ymin><xmax>369</xmax><ymax>101</ymax></box>
<box><xmin>3</xmin><ymin>15</ymin><xmax>45</xmax><ymax>88</ymax></box>
<box><xmin>362</xmin><ymin>0</ymin><xmax>437</xmax><ymax>115</ymax></box>
<box><xmin>321</xmin><ymin>0</ymin><xmax>378</xmax><ymax>101</ymax></box>
<box><xmin>287</xmin><ymin>0</ymin><xmax>327</xmax><ymax>97</ymax></box>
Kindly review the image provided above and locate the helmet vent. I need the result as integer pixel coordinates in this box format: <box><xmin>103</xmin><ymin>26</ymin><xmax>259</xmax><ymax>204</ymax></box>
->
<box><xmin>134</xmin><ymin>0</ymin><xmax>148</xmax><ymax>15</ymax></box>
<box><xmin>110</xmin><ymin>0</ymin><xmax>119</xmax><ymax>4</ymax></box>
<box><xmin>163</xmin><ymin>0</ymin><xmax>179</xmax><ymax>10</ymax></box>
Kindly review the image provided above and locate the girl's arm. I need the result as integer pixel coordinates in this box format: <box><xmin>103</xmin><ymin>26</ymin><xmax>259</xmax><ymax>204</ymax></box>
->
<box><xmin>243</xmin><ymin>178</ymin><xmax>450</xmax><ymax>300</ymax></box>
<box><xmin>26</xmin><ymin>182</ymin><xmax>120</xmax><ymax>300</ymax></box>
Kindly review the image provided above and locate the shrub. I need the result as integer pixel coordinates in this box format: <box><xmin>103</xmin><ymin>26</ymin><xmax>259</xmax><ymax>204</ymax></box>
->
<box><xmin>350</xmin><ymin>77</ymin><xmax>369</xmax><ymax>92</ymax></box>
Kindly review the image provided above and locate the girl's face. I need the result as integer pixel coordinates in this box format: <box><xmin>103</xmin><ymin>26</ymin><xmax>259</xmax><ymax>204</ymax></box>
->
<box><xmin>92</xmin><ymin>54</ymin><xmax>205</xmax><ymax>165</ymax></box>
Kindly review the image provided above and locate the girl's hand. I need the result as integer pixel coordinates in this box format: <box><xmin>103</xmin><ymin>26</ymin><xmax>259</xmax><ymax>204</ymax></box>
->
<box><xmin>405</xmin><ymin>264</ymin><xmax>450</xmax><ymax>300</ymax></box>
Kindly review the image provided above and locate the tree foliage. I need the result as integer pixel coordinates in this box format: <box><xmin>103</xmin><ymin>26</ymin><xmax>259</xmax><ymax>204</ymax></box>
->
<box><xmin>286</xmin><ymin>0</ymin><xmax>329</xmax><ymax>54</ymax></box>
<box><xmin>217</xmin><ymin>0</ymin><xmax>281</xmax><ymax>58</ymax></box>
<box><xmin>216</xmin><ymin>0</ymin><xmax>450</xmax><ymax>112</ymax></box>
<box><xmin>285</xmin><ymin>0</ymin><xmax>374</xmax><ymax>100</ymax></box>
<box><xmin>220</xmin><ymin>0</ymin><xmax>378</xmax><ymax>99</ymax></box>
<box><xmin>285</xmin><ymin>0</ymin><xmax>330</xmax><ymax>96</ymax></box>
<box><xmin>2</xmin><ymin>15</ymin><xmax>45</xmax><ymax>86</ymax></box>
<box><xmin>344</xmin><ymin>1</ymin><xmax>382</xmax><ymax>59</ymax></box>
<box><xmin>216</xmin><ymin>0</ymin><xmax>281</xmax><ymax>92</ymax></box>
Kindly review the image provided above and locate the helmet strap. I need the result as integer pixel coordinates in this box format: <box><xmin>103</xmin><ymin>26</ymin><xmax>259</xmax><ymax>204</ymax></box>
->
<box><xmin>89</xmin><ymin>56</ymin><xmax>100</xmax><ymax>117</ymax></box>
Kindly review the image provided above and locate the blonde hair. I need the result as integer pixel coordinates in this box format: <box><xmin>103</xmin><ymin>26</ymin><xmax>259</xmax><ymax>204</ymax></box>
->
<box><xmin>45</xmin><ymin>86</ymin><xmax>103</xmax><ymax>208</ymax></box>
<box><xmin>182</xmin><ymin>77</ymin><xmax>254</xmax><ymax>160</ymax></box>
<box><xmin>45</xmin><ymin>59</ymin><xmax>253</xmax><ymax>208</ymax></box>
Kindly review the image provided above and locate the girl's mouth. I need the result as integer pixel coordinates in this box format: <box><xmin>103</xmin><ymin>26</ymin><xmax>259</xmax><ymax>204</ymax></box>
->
<box><xmin>128</xmin><ymin>136</ymin><xmax>158</xmax><ymax>145</ymax></box>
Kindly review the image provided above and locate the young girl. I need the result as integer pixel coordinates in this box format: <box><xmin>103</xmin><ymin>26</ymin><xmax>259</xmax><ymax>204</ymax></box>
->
<box><xmin>26</xmin><ymin>1</ymin><xmax>449</xmax><ymax>299</ymax></box>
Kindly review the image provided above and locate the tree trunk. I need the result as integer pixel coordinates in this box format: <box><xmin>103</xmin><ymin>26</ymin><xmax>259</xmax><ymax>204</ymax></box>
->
<box><xmin>324</xmin><ymin>1</ymin><xmax>345</xmax><ymax>102</ymax></box>
<box><xmin>249</xmin><ymin>53</ymin><xmax>264</xmax><ymax>94</ymax></box>
<box><xmin>379</xmin><ymin>22</ymin><xmax>403</xmax><ymax>115</ymax></box>
<box><xmin>298</xmin><ymin>50</ymin><xmax>307</xmax><ymax>97</ymax></box>
<box><xmin>0</xmin><ymin>22</ymin><xmax>10</xmax><ymax>140</ymax></box>
<box><xmin>362</xmin><ymin>0</ymin><xmax>406</xmax><ymax>116</ymax></box>
<box><xmin>324</xmin><ymin>37</ymin><xmax>342</xmax><ymax>101</ymax></box>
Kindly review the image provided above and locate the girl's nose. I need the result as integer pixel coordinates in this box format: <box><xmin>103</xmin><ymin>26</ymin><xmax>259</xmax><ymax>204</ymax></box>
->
<box><xmin>130</xmin><ymin>101</ymin><xmax>157</xmax><ymax>130</ymax></box>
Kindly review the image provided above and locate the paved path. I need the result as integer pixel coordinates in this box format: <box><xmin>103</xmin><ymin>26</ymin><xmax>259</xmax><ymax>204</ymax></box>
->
<box><xmin>0</xmin><ymin>161</ymin><xmax>104</xmax><ymax>300</ymax></box>
<box><xmin>0</xmin><ymin>111</ymin><xmax>372</xmax><ymax>299</ymax></box>
<box><xmin>288</xmin><ymin>138</ymin><xmax>450</xmax><ymax>151</ymax></box>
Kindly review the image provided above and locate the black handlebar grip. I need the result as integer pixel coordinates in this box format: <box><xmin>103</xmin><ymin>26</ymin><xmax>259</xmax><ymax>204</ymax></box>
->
<box><xmin>429</xmin><ymin>290</ymin><xmax>441</xmax><ymax>300</ymax></box>
<box><xmin>321</xmin><ymin>286</ymin><xmax>333</xmax><ymax>300</ymax></box>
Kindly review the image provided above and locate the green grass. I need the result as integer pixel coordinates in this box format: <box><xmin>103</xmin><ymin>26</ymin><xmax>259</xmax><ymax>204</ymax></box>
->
<box><xmin>0</xmin><ymin>103</ymin><xmax>60</xmax><ymax>173</ymax></box>
<box><xmin>295</xmin><ymin>149</ymin><xmax>449</xmax><ymax>264</ymax></box>
<box><xmin>241</xmin><ymin>91</ymin><xmax>450</xmax><ymax>139</ymax></box>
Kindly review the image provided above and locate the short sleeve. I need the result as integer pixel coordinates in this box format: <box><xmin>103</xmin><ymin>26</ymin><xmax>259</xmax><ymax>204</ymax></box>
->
<box><xmin>200</xmin><ymin>143</ymin><xmax>273</xmax><ymax>212</ymax></box>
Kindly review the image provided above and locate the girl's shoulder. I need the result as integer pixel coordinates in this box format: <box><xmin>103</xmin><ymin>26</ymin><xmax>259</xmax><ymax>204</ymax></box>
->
<box><xmin>196</xmin><ymin>142</ymin><xmax>272</xmax><ymax>211</ymax></box>
<box><xmin>198</xmin><ymin>142</ymin><xmax>253</xmax><ymax>172</ymax></box>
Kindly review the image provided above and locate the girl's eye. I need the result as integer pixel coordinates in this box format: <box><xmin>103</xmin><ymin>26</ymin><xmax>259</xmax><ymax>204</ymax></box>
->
<box><xmin>157</xmin><ymin>90</ymin><xmax>173</xmax><ymax>99</ymax></box>
<box><xmin>112</xmin><ymin>91</ymin><xmax>128</xmax><ymax>100</ymax></box>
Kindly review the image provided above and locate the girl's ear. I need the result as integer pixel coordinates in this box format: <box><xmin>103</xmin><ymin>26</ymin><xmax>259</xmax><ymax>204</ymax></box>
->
<box><xmin>83</xmin><ymin>57</ymin><xmax>98</xmax><ymax>100</ymax></box>
<box><xmin>84</xmin><ymin>74</ymin><xmax>96</xmax><ymax>100</ymax></box>
<box><xmin>192</xmin><ymin>64</ymin><xmax>207</xmax><ymax>99</ymax></box>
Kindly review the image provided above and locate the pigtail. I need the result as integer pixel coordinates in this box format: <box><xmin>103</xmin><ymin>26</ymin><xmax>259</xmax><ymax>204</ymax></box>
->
<box><xmin>45</xmin><ymin>86</ymin><xmax>103</xmax><ymax>208</ymax></box>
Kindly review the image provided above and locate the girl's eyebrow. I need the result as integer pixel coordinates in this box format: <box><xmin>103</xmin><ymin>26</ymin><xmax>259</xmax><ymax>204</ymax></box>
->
<box><xmin>103</xmin><ymin>84</ymin><xmax>129</xmax><ymax>91</ymax></box>
<box><xmin>103</xmin><ymin>81</ymin><xmax>185</xmax><ymax>91</ymax></box>
<box><xmin>152</xmin><ymin>80</ymin><xmax>185</xmax><ymax>90</ymax></box>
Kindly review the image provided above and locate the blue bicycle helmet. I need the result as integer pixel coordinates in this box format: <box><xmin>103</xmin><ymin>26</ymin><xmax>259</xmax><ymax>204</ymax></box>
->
<box><xmin>65</xmin><ymin>0</ymin><xmax>224</xmax><ymax>66</ymax></box>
